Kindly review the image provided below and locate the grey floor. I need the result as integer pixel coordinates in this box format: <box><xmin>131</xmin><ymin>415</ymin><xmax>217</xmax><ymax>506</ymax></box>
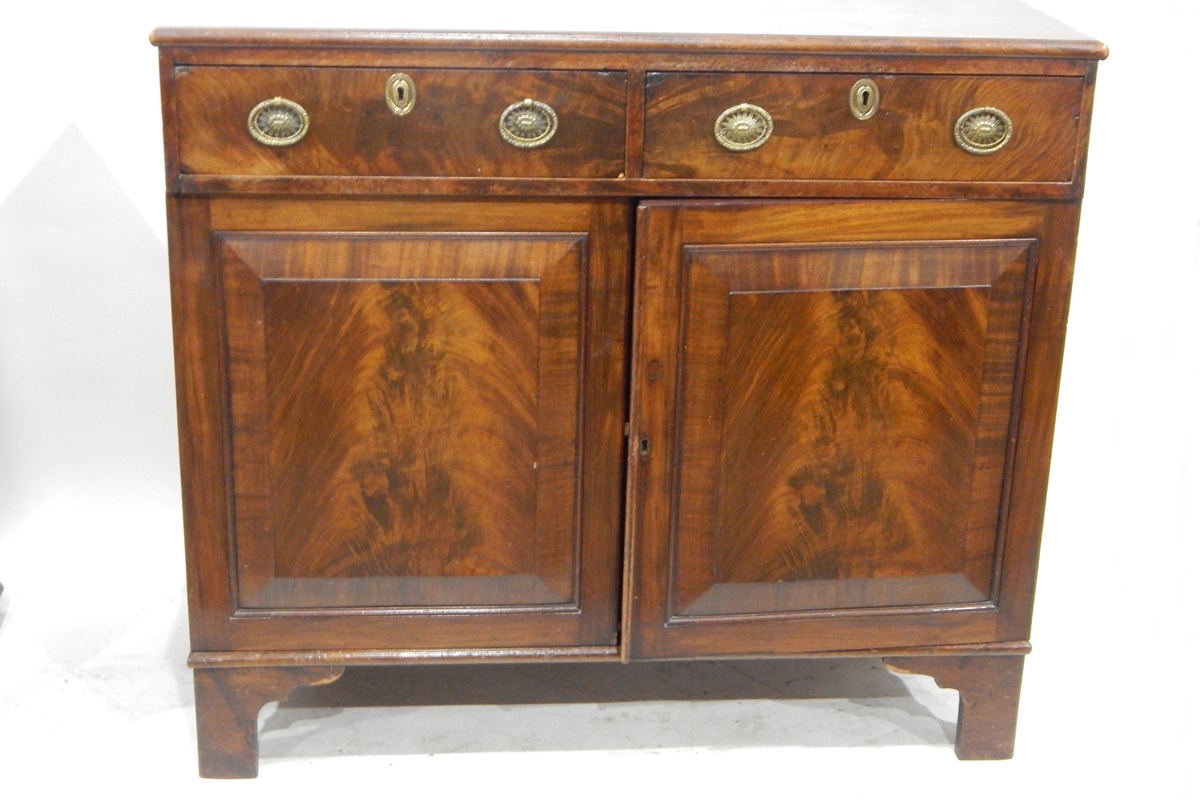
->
<box><xmin>266</xmin><ymin>658</ymin><xmax>959</xmax><ymax>758</ymax></box>
<box><xmin>0</xmin><ymin>497</ymin><xmax>1192</xmax><ymax>799</ymax></box>
<box><xmin>0</xmin><ymin>495</ymin><xmax>1013</xmax><ymax>796</ymax></box>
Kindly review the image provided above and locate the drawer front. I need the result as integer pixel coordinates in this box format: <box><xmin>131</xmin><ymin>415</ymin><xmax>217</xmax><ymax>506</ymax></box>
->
<box><xmin>644</xmin><ymin>72</ymin><xmax>1084</xmax><ymax>183</ymax></box>
<box><xmin>175</xmin><ymin>67</ymin><xmax>627</xmax><ymax>178</ymax></box>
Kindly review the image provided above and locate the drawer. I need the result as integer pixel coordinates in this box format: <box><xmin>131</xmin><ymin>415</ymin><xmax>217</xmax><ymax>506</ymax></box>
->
<box><xmin>175</xmin><ymin>67</ymin><xmax>627</xmax><ymax>178</ymax></box>
<box><xmin>644</xmin><ymin>72</ymin><xmax>1085</xmax><ymax>183</ymax></box>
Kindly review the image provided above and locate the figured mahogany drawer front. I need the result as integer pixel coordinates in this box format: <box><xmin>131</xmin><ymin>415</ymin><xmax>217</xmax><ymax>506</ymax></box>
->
<box><xmin>174</xmin><ymin>67</ymin><xmax>627</xmax><ymax>178</ymax></box>
<box><xmin>643</xmin><ymin>72</ymin><xmax>1084</xmax><ymax>182</ymax></box>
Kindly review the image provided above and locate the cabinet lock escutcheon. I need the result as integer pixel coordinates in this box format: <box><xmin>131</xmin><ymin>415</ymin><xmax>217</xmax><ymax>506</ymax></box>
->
<box><xmin>849</xmin><ymin>78</ymin><xmax>880</xmax><ymax>120</ymax></box>
<box><xmin>385</xmin><ymin>72</ymin><xmax>417</xmax><ymax>116</ymax></box>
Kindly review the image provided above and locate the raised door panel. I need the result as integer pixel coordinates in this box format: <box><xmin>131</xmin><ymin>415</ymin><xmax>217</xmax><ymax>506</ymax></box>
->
<box><xmin>220</xmin><ymin>234</ymin><xmax>583</xmax><ymax>611</ymax></box>
<box><xmin>673</xmin><ymin>240</ymin><xmax>1032</xmax><ymax>616</ymax></box>
<box><xmin>171</xmin><ymin>198</ymin><xmax>630</xmax><ymax>652</ymax></box>
<box><xmin>627</xmin><ymin>200</ymin><xmax>1070</xmax><ymax>659</ymax></box>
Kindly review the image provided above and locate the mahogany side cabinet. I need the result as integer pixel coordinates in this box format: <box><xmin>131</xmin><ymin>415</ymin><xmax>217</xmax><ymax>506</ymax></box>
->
<box><xmin>152</xmin><ymin>4</ymin><xmax>1106</xmax><ymax>777</ymax></box>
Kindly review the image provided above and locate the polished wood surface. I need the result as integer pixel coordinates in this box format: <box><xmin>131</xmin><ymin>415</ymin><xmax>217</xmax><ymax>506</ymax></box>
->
<box><xmin>176</xmin><ymin>67</ymin><xmax>626</xmax><ymax>178</ymax></box>
<box><xmin>625</xmin><ymin>199</ymin><xmax>1076</xmax><ymax>659</ymax></box>
<box><xmin>193</xmin><ymin>666</ymin><xmax>344</xmax><ymax>778</ymax></box>
<box><xmin>154</xmin><ymin>15</ymin><xmax>1103</xmax><ymax>774</ymax></box>
<box><xmin>645</xmin><ymin>73</ymin><xmax>1084</xmax><ymax>182</ymax></box>
<box><xmin>171</xmin><ymin>199</ymin><xmax>629</xmax><ymax>654</ymax></box>
<box><xmin>150</xmin><ymin>1</ymin><xmax>1105</xmax><ymax>57</ymax></box>
<box><xmin>155</xmin><ymin>20</ymin><xmax>1102</xmax><ymax>199</ymax></box>
<box><xmin>885</xmin><ymin>655</ymin><xmax>1025</xmax><ymax>759</ymax></box>
<box><xmin>667</xmin><ymin>239</ymin><xmax>1033</xmax><ymax>616</ymax></box>
<box><xmin>221</xmin><ymin>233</ymin><xmax>585</xmax><ymax>611</ymax></box>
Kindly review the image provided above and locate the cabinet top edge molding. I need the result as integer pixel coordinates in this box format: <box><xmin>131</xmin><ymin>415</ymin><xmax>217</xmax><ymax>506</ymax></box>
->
<box><xmin>150</xmin><ymin>1</ymin><xmax>1107</xmax><ymax>61</ymax></box>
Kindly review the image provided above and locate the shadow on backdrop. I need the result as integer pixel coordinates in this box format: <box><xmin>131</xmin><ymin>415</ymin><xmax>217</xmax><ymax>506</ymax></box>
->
<box><xmin>0</xmin><ymin>124</ymin><xmax>177</xmax><ymax>527</ymax></box>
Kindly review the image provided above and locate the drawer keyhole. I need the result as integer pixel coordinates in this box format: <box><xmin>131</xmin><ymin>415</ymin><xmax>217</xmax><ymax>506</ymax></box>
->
<box><xmin>849</xmin><ymin>78</ymin><xmax>880</xmax><ymax>120</ymax></box>
<box><xmin>385</xmin><ymin>73</ymin><xmax>417</xmax><ymax>116</ymax></box>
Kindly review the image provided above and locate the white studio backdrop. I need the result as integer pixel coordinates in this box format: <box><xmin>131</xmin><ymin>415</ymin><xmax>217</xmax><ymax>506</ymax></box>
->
<box><xmin>0</xmin><ymin>1</ymin><xmax>1196</xmax><ymax>796</ymax></box>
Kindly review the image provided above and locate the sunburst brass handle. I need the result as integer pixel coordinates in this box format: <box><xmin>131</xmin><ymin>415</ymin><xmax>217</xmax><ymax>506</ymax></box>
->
<box><xmin>954</xmin><ymin>107</ymin><xmax>1013</xmax><ymax>155</ymax></box>
<box><xmin>247</xmin><ymin>97</ymin><xmax>309</xmax><ymax>147</ymax></box>
<box><xmin>499</xmin><ymin>99</ymin><xmax>558</xmax><ymax>148</ymax></box>
<box><xmin>714</xmin><ymin>103</ymin><xmax>773</xmax><ymax>152</ymax></box>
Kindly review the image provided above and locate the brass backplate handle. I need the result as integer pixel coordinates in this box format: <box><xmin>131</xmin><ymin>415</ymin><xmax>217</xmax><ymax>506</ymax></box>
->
<box><xmin>247</xmin><ymin>97</ymin><xmax>309</xmax><ymax>147</ymax></box>
<box><xmin>499</xmin><ymin>98</ymin><xmax>558</xmax><ymax>148</ymax></box>
<box><xmin>385</xmin><ymin>73</ymin><xmax>416</xmax><ymax>116</ymax></box>
<box><xmin>714</xmin><ymin>103</ymin><xmax>773</xmax><ymax>152</ymax></box>
<box><xmin>955</xmin><ymin>107</ymin><xmax>1013</xmax><ymax>154</ymax></box>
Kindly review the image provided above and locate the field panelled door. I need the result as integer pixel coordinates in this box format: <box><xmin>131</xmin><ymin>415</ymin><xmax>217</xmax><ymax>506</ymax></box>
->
<box><xmin>221</xmin><ymin>232</ymin><xmax>585</xmax><ymax>611</ymax></box>
<box><xmin>201</xmin><ymin>199</ymin><xmax>630</xmax><ymax>652</ymax></box>
<box><xmin>626</xmin><ymin>200</ymin><xmax>1059</xmax><ymax>659</ymax></box>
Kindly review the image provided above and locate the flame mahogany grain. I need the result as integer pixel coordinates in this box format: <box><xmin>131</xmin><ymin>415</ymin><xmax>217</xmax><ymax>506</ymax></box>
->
<box><xmin>155</xmin><ymin>5</ymin><xmax>1104</xmax><ymax>776</ymax></box>
<box><xmin>644</xmin><ymin>73</ymin><xmax>1085</xmax><ymax>183</ymax></box>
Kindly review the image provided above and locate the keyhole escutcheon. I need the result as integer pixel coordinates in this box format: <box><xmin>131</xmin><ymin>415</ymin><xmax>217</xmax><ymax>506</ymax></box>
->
<box><xmin>850</xmin><ymin>78</ymin><xmax>880</xmax><ymax>120</ymax></box>
<box><xmin>386</xmin><ymin>72</ymin><xmax>417</xmax><ymax>116</ymax></box>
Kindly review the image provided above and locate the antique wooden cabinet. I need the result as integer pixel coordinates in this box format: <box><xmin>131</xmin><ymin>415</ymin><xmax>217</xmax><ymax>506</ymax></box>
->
<box><xmin>152</xmin><ymin>2</ymin><xmax>1106</xmax><ymax>777</ymax></box>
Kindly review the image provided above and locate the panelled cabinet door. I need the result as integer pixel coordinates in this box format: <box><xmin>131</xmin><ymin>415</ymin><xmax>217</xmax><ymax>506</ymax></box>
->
<box><xmin>221</xmin><ymin>233</ymin><xmax>583</xmax><ymax>611</ymax></box>
<box><xmin>626</xmin><ymin>200</ymin><xmax>1075</xmax><ymax>658</ymax></box>
<box><xmin>178</xmin><ymin>199</ymin><xmax>630</xmax><ymax>652</ymax></box>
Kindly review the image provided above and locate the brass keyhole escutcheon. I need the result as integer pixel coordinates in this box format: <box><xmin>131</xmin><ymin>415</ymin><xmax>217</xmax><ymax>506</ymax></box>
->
<box><xmin>385</xmin><ymin>73</ymin><xmax>416</xmax><ymax>116</ymax></box>
<box><xmin>849</xmin><ymin>78</ymin><xmax>880</xmax><ymax>120</ymax></box>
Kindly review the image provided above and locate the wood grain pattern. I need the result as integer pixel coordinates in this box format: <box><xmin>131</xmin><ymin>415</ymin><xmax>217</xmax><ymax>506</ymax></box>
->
<box><xmin>645</xmin><ymin>73</ymin><xmax>1084</xmax><ymax>183</ymax></box>
<box><xmin>670</xmin><ymin>241</ymin><xmax>1034</xmax><ymax>617</ymax></box>
<box><xmin>220</xmin><ymin>234</ymin><xmax>583</xmax><ymax>611</ymax></box>
<box><xmin>176</xmin><ymin>67</ymin><xmax>626</xmax><ymax>178</ymax></box>
<box><xmin>150</xmin><ymin>3</ymin><xmax>1108</xmax><ymax>59</ymax></box>
<box><xmin>153</xmin><ymin>18</ymin><xmax>1103</xmax><ymax>772</ymax></box>
<box><xmin>884</xmin><ymin>655</ymin><xmax>1025</xmax><ymax>759</ymax></box>
<box><xmin>168</xmin><ymin>196</ymin><xmax>237</xmax><ymax>651</ymax></box>
<box><xmin>160</xmin><ymin>45</ymin><xmax>1097</xmax><ymax>80</ymax></box>
<box><xmin>626</xmin><ymin>199</ymin><xmax>1067</xmax><ymax>659</ymax></box>
<box><xmin>193</xmin><ymin>665</ymin><xmax>344</xmax><ymax>778</ymax></box>
<box><xmin>177</xmin><ymin>174</ymin><xmax>1088</xmax><ymax>202</ymax></box>
<box><xmin>171</xmin><ymin>198</ymin><xmax>629</xmax><ymax>654</ymax></box>
<box><xmin>187</xmin><ymin>639</ymin><xmax>1028</xmax><ymax>668</ymax></box>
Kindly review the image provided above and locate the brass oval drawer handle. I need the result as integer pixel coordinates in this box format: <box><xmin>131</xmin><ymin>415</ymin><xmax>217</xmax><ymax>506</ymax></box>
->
<box><xmin>714</xmin><ymin>103</ymin><xmax>773</xmax><ymax>152</ymax></box>
<box><xmin>954</xmin><ymin>107</ymin><xmax>1013</xmax><ymax>155</ymax></box>
<box><xmin>247</xmin><ymin>97</ymin><xmax>309</xmax><ymax>147</ymax></box>
<box><xmin>499</xmin><ymin>98</ymin><xmax>558</xmax><ymax>148</ymax></box>
<box><xmin>385</xmin><ymin>72</ymin><xmax>416</xmax><ymax>116</ymax></box>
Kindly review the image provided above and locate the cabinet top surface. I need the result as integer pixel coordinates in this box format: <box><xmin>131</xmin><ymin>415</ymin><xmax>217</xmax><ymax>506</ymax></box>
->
<box><xmin>151</xmin><ymin>0</ymin><xmax>1106</xmax><ymax>60</ymax></box>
